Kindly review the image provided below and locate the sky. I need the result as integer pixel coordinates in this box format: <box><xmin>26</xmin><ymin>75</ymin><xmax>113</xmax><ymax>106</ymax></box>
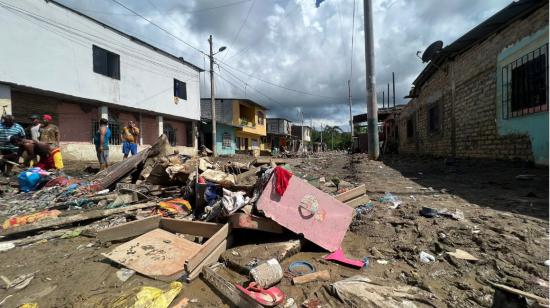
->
<box><xmin>58</xmin><ymin>0</ymin><xmax>511</xmax><ymax>130</ymax></box>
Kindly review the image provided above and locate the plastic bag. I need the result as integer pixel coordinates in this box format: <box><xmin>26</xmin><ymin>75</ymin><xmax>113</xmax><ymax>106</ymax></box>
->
<box><xmin>378</xmin><ymin>192</ymin><xmax>402</xmax><ymax>209</ymax></box>
<box><xmin>110</xmin><ymin>281</ymin><xmax>182</xmax><ymax>308</ymax></box>
<box><xmin>18</xmin><ymin>168</ymin><xmax>44</xmax><ymax>192</ymax></box>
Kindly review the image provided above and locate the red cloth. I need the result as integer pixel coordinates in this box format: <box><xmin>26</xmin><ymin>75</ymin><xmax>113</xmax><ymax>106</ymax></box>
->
<box><xmin>274</xmin><ymin>166</ymin><xmax>292</xmax><ymax>196</ymax></box>
<box><xmin>35</xmin><ymin>154</ymin><xmax>54</xmax><ymax>170</ymax></box>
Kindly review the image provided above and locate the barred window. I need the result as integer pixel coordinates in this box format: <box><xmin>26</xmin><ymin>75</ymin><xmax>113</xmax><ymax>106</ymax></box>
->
<box><xmin>163</xmin><ymin>123</ymin><xmax>177</xmax><ymax>146</ymax></box>
<box><xmin>502</xmin><ymin>43</ymin><xmax>548</xmax><ymax>119</ymax></box>
<box><xmin>428</xmin><ymin>104</ymin><xmax>440</xmax><ymax>133</ymax></box>
<box><xmin>222</xmin><ymin>132</ymin><xmax>231</xmax><ymax>148</ymax></box>
<box><xmin>91</xmin><ymin>118</ymin><xmax>121</xmax><ymax>145</ymax></box>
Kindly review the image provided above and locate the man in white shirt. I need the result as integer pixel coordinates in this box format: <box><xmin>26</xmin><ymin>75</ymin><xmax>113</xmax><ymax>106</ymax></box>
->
<box><xmin>29</xmin><ymin>115</ymin><xmax>41</xmax><ymax>142</ymax></box>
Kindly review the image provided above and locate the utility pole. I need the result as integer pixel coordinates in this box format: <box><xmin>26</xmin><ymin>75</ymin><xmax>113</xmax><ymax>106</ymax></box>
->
<box><xmin>300</xmin><ymin>109</ymin><xmax>304</xmax><ymax>153</ymax></box>
<box><xmin>382</xmin><ymin>91</ymin><xmax>385</xmax><ymax>109</ymax></box>
<box><xmin>320</xmin><ymin>123</ymin><xmax>323</xmax><ymax>150</ymax></box>
<box><xmin>208</xmin><ymin>35</ymin><xmax>217</xmax><ymax>157</ymax></box>
<box><xmin>363</xmin><ymin>0</ymin><xmax>379</xmax><ymax>159</ymax></box>
<box><xmin>347</xmin><ymin>79</ymin><xmax>354</xmax><ymax>137</ymax></box>
<box><xmin>387</xmin><ymin>83</ymin><xmax>390</xmax><ymax>109</ymax></box>
<box><xmin>392</xmin><ymin>72</ymin><xmax>396</xmax><ymax>108</ymax></box>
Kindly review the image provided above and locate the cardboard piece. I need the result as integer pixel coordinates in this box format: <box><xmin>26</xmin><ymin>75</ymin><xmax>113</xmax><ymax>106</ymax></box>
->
<box><xmin>100</xmin><ymin>218</ymin><xmax>230</xmax><ymax>282</ymax></box>
<box><xmin>256</xmin><ymin>174</ymin><xmax>353</xmax><ymax>251</ymax></box>
<box><xmin>447</xmin><ymin>249</ymin><xmax>479</xmax><ymax>261</ymax></box>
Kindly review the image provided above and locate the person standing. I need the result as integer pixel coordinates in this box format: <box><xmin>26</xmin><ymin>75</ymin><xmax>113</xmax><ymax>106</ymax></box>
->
<box><xmin>29</xmin><ymin>115</ymin><xmax>41</xmax><ymax>142</ymax></box>
<box><xmin>121</xmin><ymin>120</ymin><xmax>140</xmax><ymax>159</ymax></box>
<box><xmin>39</xmin><ymin>114</ymin><xmax>60</xmax><ymax>147</ymax></box>
<box><xmin>0</xmin><ymin>115</ymin><xmax>25</xmax><ymax>176</ymax></box>
<box><xmin>94</xmin><ymin>118</ymin><xmax>111</xmax><ymax>170</ymax></box>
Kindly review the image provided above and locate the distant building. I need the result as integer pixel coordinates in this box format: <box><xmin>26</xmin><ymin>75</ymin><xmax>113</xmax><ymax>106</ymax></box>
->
<box><xmin>200</xmin><ymin>99</ymin><xmax>238</xmax><ymax>155</ymax></box>
<box><xmin>266</xmin><ymin>118</ymin><xmax>294</xmax><ymax>152</ymax></box>
<box><xmin>291</xmin><ymin>125</ymin><xmax>312</xmax><ymax>143</ymax></box>
<box><xmin>0</xmin><ymin>0</ymin><xmax>202</xmax><ymax>160</ymax></box>
<box><xmin>399</xmin><ymin>0</ymin><xmax>548</xmax><ymax>165</ymax></box>
<box><xmin>201</xmin><ymin>98</ymin><xmax>267</xmax><ymax>156</ymax></box>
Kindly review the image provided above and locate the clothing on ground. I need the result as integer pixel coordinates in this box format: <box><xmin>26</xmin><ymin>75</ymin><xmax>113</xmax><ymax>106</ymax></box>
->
<box><xmin>274</xmin><ymin>166</ymin><xmax>292</xmax><ymax>196</ymax></box>
<box><xmin>0</xmin><ymin>122</ymin><xmax>25</xmax><ymax>151</ymax></box>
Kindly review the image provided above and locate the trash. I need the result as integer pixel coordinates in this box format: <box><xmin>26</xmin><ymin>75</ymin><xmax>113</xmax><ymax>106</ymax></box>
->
<box><xmin>222</xmin><ymin>189</ymin><xmax>249</xmax><ymax>215</ymax></box>
<box><xmin>545</xmin><ymin>260</ymin><xmax>550</xmax><ymax>266</ymax></box>
<box><xmin>490</xmin><ymin>282</ymin><xmax>549</xmax><ymax>306</ymax></box>
<box><xmin>19</xmin><ymin>304</ymin><xmax>38</xmax><ymax>308</ymax></box>
<box><xmin>419</xmin><ymin>251</ymin><xmax>435</xmax><ymax>263</ymax></box>
<box><xmin>318</xmin><ymin>177</ymin><xmax>325</xmax><ymax>183</ymax></box>
<box><xmin>283</xmin><ymin>298</ymin><xmax>297</xmax><ymax>308</ymax></box>
<box><xmin>2</xmin><ymin>210</ymin><xmax>61</xmax><ymax>230</ymax></box>
<box><xmin>116</xmin><ymin>268</ymin><xmax>136</xmax><ymax>282</ymax></box>
<box><xmin>60</xmin><ymin>229</ymin><xmax>81</xmax><ymax>239</ymax></box>
<box><xmin>228</xmin><ymin>213</ymin><xmax>284</xmax><ymax>234</ymax></box>
<box><xmin>292</xmin><ymin>270</ymin><xmax>330</xmax><ymax>285</ymax></box>
<box><xmin>1</xmin><ymin>272</ymin><xmax>36</xmax><ymax>290</ymax></box>
<box><xmin>201</xmin><ymin>169</ymin><xmax>236</xmax><ymax>185</ymax></box>
<box><xmin>324</xmin><ymin>247</ymin><xmax>365</xmax><ymax>268</ymax></box>
<box><xmin>236</xmin><ymin>282</ymin><xmax>285</xmax><ymax>307</ymax></box>
<box><xmin>378</xmin><ymin>192</ymin><xmax>402</xmax><ymax>209</ymax></box>
<box><xmin>274</xmin><ymin>166</ymin><xmax>292</xmax><ymax>196</ymax></box>
<box><xmin>447</xmin><ymin>249</ymin><xmax>479</xmax><ymax>261</ymax></box>
<box><xmin>17</xmin><ymin>168</ymin><xmax>48</xmax><ymax>192</ymax></box>
<box><xmin>221</xmin><ymin>240</ymin><xmax>301</xmax><ymax>274</ymax></box>
<box><xmin>419</xmin><ymin>207</ymin><xmax>440</xmax><ymax>218</ymax></box>
<box><xmin>329</xmin><ymin>275</ymin><xmax>443</xmax><ymax>307</ymax></box>
<box><xmin>256</xmin><ymin>173</ymin><xmax>353</xmax><ymax>251</ymax></box>
<box><xmin>249</xmin><ymin>258</ymin><xmax>284</xmax><ymax>288</ymax></box>
<box><xmin>376</xmin><ymin>260</ymin><xmax>389</xmax><ymax>265</ymax></box>
<box><xmin>370</xmin><ymin>247</ymin><xmax>384</xmax><ymax>259</ymax></box>
<box><xmin>157</xmin><ymin>198</ymin><xmax>192</xmax><ymax>216</ymax></box>
<box><xmin>0</xmin><ymin>242</ymin><xmax>15</xmax><ymax>252</ymax></box>
<box><xmin>110</xmin><ymin>281</ymin><xmax>182</xmax><ymax>308</ymax></box>
<box><xmin>288</xmin><ymin>261</ymin><xmax>316</xmax><ymax>276</ymax></box>
<box><xmin>302</xmin><ymin>298</ymin><xmax>322</xmax><ymax>308</ymax></box>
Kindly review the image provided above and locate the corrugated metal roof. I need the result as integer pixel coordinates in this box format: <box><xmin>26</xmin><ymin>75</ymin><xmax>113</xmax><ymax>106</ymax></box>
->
<box><xmin>413</xmin><ymin>0</ymin><xmax>546</xmax><ymax>88</ymax></box>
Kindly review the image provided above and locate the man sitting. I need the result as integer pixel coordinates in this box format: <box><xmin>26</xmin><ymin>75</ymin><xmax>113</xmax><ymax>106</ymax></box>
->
<box><xmin>9</xmin><ymin>136</ymin><xmax>63</xmax><ymax>170</ymax></box>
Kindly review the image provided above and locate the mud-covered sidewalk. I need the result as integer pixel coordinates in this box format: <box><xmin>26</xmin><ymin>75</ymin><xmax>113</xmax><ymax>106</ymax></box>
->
<box><xmin>0</xmin><ymin>152</ymin><xmax>548</xmax><ymax>307</ymax></box>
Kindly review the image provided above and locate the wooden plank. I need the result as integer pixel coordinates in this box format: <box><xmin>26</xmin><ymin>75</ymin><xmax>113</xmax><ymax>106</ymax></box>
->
<box><xmin>97</xmin><ymin>215</ymin><xmax>161</xmax><ymax>243</ymax></box>
<box><xmin>202</xmin><ymin>264</ymin><xmax>263</xmax><ymax>308</ymax></box>
<box><xmin>103</xmin><ymin>228</ymin><xmax>201</xmax><ymax>282</ymax></box>
<box><xmin>490</xmin><ymin>282</ymin><xmax>549</xmax><ymax>305</ymax></box>
<box><xmin>292</xmin><ymin>270</ymin><xmax>331</xmax><ymax>285</ymax></box>
<box><xmin>0</xmin><ymin>202</ymin><xmax>158</xmax><ymax>237</ymax></box>
<box><xmin>185</xmin><ymin>239</ymin><xmax>229</xmax><ymax>282</ymax></box>
<box><xmin>345</xmin><ymin>195</ymin><xmax>371</xmax><ymax>208</ymax></box>
<box><xmin>221</xmin><ymin>240</ymin><xmax>301</xmax><ymax>274</ymax></box>
<box><xmin>185</xmin><ymin>223</ymin><xmax>230</xmax><ymax>272</ymax></box>
<box><xmin>159</xmin><ymin>218</ymin><xmax>222</xmax><ymax>238</ymax></box>
<box><xmin>229</xmin><ymin>213</ymin><xmax>283</xmax><ymax>234</ymax></box>
<box><xmin>335</xmin><ymin>184</ymin><xmax>366</xmax><ymax>202</ymax></box>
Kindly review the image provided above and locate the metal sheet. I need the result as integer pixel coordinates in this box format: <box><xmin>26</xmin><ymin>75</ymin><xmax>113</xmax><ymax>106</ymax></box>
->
<box><xmin>256</xmin><ymin>174</ymin><xmax>353</xmax><ymax>252</ymax></box>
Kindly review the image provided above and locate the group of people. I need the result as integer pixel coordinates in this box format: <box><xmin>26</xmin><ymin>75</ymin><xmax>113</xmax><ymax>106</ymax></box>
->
<box><xmin>0</xmin><ymin>114</ymin><xmax>61</xmax><ymax>176</ymax></box>
<box><xmin>0</xmin><ymin>113</ymin><xmax>141</xmax><ymax>176</ymax></box>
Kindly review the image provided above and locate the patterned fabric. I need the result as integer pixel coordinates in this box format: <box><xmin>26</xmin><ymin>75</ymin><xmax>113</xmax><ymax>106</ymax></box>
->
<box><xmin>0</xmin><ymin>122</ymin><xmax>25</xmax><ymax>151</ymax></box>
<box><xmin>39</xmin><ymin>124</ymin><xmax>59</xmax><ymax>145</ymax></box>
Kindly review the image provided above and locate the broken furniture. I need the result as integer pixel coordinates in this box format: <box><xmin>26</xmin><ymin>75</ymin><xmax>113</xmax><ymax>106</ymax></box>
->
<box><xmin>335</xmin><ymin>184</ymin><xmax>370</xmax><ymax>208</ymax></box>
<box><xmin>99</xmin><ymin>216</ymin><xmax>230</xmax><ymax>282</ymax></box>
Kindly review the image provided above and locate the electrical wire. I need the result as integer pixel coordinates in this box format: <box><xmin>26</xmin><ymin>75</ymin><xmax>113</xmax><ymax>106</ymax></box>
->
<box><xmin>221</xmin><ymin>0</ymin><xmax>256</xmax><ymax>61</ymax></box>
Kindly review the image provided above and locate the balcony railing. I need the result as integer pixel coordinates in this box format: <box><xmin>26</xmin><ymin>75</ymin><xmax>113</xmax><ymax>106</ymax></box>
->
<box><xmin>240</xmin><ymin>119</ymin><xmax>256</xmax><ymax>128</ymax></box>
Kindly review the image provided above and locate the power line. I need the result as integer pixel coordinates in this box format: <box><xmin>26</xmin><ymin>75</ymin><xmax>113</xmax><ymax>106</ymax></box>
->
<box><xmin>349</xmin><ymin>0</ymin><xmax>357</xmax><ymax>81</ymax></box>
<box><xmin>222</xmin><ymin>0</ymin><xmax>256</xmax><ymax>61</ymax></box>
<box><xmin>109</xmin><ymin>0</ymin><xmax>207</xmax><ymax>56</ymax></box>
<box><xmin>216</xmin><ymin>59</ymin><xmax>342</xmax><ymax>100</ymax></box>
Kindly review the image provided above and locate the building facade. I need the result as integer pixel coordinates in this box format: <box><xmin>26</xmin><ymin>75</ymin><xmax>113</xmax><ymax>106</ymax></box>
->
<box><xmin>399</xmin><ymin>0</ymin><xmax>548</xmax><ymax>165</ymax></box>
<box><xmin>201</xmin><ymin>98</ymin><xmax>267</xmax><ymax>156</ymax></box>
<box><xmin>266</xmin><ymin>118</ymin><xmax>294</xmax><ymax>152</ymax></box>
<box><xmin>0</xmin><ymin>0</ymin><xmax>202</xmax><ymax>160</ymax></box>
<box><xmin>200</xmin><ymin>99</ymin><xmax>237</xmax><ymax>155</ymax></box>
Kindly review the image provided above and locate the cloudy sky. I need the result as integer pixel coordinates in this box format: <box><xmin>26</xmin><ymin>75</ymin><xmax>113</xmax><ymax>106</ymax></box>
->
<box><xmin>58</xmin><ymin>0</ymin><xmax>510</xmax><ymax>129</ymax></box>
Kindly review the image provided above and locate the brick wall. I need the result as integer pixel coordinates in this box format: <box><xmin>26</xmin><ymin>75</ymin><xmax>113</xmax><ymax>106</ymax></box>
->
<box><xmin>398</xmin><ymin>4</ymin><xmax>546</xmax><ymax>161</ymax></box>
<box><xmin>141</xmin><ymin>114</ymin><xmax>158</xmax><ymax>145</ymax></box>
<box><xmin>57</xmin><ymin>102</ymin><xmax>97</xmax><ymax>143</ymax></box>
<box><xmin>164</xmin><ymin>118</ymin><xmax>188</xmax><ymax>146</ymax></box>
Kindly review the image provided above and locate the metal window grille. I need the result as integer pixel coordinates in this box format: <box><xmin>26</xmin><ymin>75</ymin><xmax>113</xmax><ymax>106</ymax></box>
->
<box><xmin>163</xmin><ymin>123</ymin><xmax>177</xmax><ymax>146</ymax></box>
<box><xmin>222</xmin><ymin>132</ymin><xmax>231</xmax><ymax>148</ymax></box>
<box><xmin>501</xmin><ymin>43</ymin><xmax>548</xmax><ymax>119</ymax></box>
<box><xmin>428</xmin><ymin>104</ymin><xmax>440</xmax><ymax>132</ymax></box>
<box><xmin>91</xmin><ymin>119</ymin><xmax>122</xmax><ymax>145</ymax></box>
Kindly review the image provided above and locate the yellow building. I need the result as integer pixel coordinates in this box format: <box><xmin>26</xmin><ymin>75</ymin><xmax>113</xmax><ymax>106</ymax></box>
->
<box><xmin>225</xmin><ymin>98</ymin><xmax>267</xmax><ymax>156</ymax></box>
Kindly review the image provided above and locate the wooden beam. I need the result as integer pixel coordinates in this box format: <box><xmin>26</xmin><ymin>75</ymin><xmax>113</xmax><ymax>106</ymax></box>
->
<box><xmin>96</xmin><ymin>215</ymin><xmax>161</xmax><ymax>243</ymax></box>
<box><xmin>490</xmin><ymin>282</ymin><xmax>549</xmax><ymax>305</ymax></box>
<box><xmin>0</xmin><ymin>202</ymin><xmax>158</xmax><ymax>237</ymax></box>
<box><xmin>160</xmin><ymin>218</ymin><xmax>222</xmax><ymax>238</ymax></box>
<box><xmin>345</xmin><ymin>195</ymin><xmax>371</xmax><ymax>208</ymax></box>
<box><xmin>185</xmin><ymin>223</ymin><xmax>230</xmax><ymax>272</ymax></box>
<box><xmin>185</xmin><ymin>239</ymin><xmax>229</xmax><ymax>282</ymax></box>
<box><xmin>292</xmin><ymin>270</ymin><xmax>331</xmax><ymax>285</ymax></box>
<box><xmin>335</xmin><ymin>184</ymin><xmax>366</xmax><ymax>202</ymax></box>
<box><xmin>202</xmin><ymin>264</ymin><xmax>263</xmax><ymax>308</ymax></box>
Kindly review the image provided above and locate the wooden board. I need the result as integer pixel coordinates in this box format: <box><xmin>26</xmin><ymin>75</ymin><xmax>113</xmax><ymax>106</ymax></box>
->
<box><xmin>229</xmin><ymin>213</ymin><xmax>284</xmax><ymax>234</ymax></box>
<box><xmin>221</xmin><ymin>240</ymin><xmax>301</xmax><ymax>274</ymax></box>
<box><xmin>97</xmin><ymin>215</ymin><xmax>161</xmax><ymax>243</ymax></box>
<box><xmin>345</xmin><ymin>195</ymin><xmax>371</xmax><ymax>208</ymax></box>
<box><xmin>257</xmin><ymin>174</ymin><xmax>353</xmax><ymax>251</ymax></box>
<box><xmin>186</xmin><ymin>239</ymin><xmax>229</xmax><ymax>282</ymax></box>
<box><xmin>160</xmin><ymin>218</ymin><xmax>222</xmax><ymax>238</ymax></box>
<box><xmin>335</xmin><ymin>184</ymin><xmax>367</xmax><ymax>202</ymax></box>
<box><xmin>103</xmin><ymin>228</ymin><xmax>201</xmax><ymax>281</ymax></box>
<box><xmin>202</xmin><ymin>264</ymin><xmax>263</xmax><ymax>308</ymax></box>
<box><xmin>185</xmin><ymin>223</ymin><xmax>230</xmax><ymax>272</ymax></box>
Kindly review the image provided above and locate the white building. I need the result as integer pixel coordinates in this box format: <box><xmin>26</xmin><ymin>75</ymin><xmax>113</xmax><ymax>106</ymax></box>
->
<box><xmin>0</xmin><ymin>0</ymin><xmax>202</xmax><ymax>160</ymax></box>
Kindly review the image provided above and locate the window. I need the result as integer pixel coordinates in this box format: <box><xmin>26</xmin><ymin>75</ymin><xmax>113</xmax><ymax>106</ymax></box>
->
<box><xmin>93</xmin><ymin>45</ymin><xmax>120</xmax><ymax>79</ymax></box>
<box><xmin>406</xmin><ymin>117</ymin><xmax>415</xmax><ymax>139</ymax></box>
<box><xmin>222</xmin><ymin>132</ymin><xmax>231</xmax><ymax>148</ymax></box>
<box><xmin>174</xmin><ymin>79</ymin><xmax>187</xmax><ymax>100</ymax></box>
<box><xmin>502</xmin><ymin>43</ymin><xmax>548</xmax><ymax>118</ymax></box>
<box><xmin>163</xmin><ymin>123</ymin><xmax>177</xmax><ymax>146</ymax></box>
<box><xmin>257</xmin><ymin>111</ymin><xmax>265</xmax><ymax>125</ymax></box>
<box><xmin>428</xmin><ymin>104</ymin><xmax>440</xmax><ymax>133</ymax></box>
